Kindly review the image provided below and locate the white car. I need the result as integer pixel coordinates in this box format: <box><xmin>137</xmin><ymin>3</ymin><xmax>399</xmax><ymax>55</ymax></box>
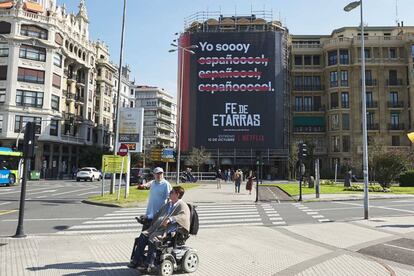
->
<box><xmin>76</xmin><ymin>167</ymin><xmax>102</xmax><ymax>182</ymax></box>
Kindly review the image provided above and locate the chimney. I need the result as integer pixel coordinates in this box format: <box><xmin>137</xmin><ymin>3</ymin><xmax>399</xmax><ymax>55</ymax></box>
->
<box><xmin>401</xmin><ymin>21</ymin><xmax>404</xmax><ymax>27</ymax></box>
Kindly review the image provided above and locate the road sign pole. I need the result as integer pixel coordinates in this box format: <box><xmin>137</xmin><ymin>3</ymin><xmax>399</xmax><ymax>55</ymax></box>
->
<box><xmin>125</xmin><ymin>153</ymin><xmax>130</xmax><ymax>198</ymax></box>
<box><xmin>117</xmin><ymin>157</ymin><xmax>124</xmax><ymax>201</ymax></box>
<box><xmin>101</xmin><ymin>172</ymin><xmax>105</xmax><ymax>197</ymax></box>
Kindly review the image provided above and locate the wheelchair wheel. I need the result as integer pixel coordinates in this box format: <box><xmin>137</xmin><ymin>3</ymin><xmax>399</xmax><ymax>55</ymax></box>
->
<box><xmin>182</xmin><ymin>250</ymin><xmax>199</xmax><ymax>273</ymax></box>
<box><xmin>159</xmin><ymin>259</ymin><xmax>174</xmax><ymax>276</ymax></box>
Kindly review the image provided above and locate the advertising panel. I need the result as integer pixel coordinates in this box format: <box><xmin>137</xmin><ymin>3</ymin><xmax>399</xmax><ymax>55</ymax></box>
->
<box><xmin>190</xmin><ymin>32</ymin><xmax>283</xmax><ymax>149</ymax></box>
<box><xmin>119</xmin><ymin>107</ymin><xmax>144</xmax><ymax>152</ymax></box>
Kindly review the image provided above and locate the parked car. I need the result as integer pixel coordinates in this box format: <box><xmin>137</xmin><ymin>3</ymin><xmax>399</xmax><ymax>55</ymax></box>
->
<box><xmin>130</xmin><ymin>167</ymin><xmax>153</xmax><ymax>185</ymax></box>
<box><xmin>76</xmin><ymin>167</ymin><xmax>102</xmax><ymax>182</ymax></box>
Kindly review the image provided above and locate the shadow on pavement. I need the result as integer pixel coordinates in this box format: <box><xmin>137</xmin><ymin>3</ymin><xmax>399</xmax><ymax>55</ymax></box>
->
<box><xmin>377</xmin><ymin>224</ymin><xmax>414</xmax><ymax>228</ymax></box>
<box><xmin>27</xmin><ymin>262</ymin><xmax>136</xmax><ymax>276</ymax></box>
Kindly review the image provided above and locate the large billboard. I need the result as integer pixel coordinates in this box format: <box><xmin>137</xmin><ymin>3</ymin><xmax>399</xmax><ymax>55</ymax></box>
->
<box><xmin>119</xmin><ymin>107</ymin><xmax>144</xmax><ymax>152</ymax></box>
<box><xmin>185</xmin><ymin>31</ymin><xmax>285</xmax><ymax>149</ymax></box>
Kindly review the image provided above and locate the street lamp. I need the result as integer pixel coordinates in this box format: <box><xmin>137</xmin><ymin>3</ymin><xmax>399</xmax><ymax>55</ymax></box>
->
<box><xmin>344</xmin><ymin>0</ymin><xmax>369</xmax><ymax>219</ymax></box>
<box><xmin>169</xmin><ymin>38</ymin><xmax>197</xmax><ymax>185</ymax></box>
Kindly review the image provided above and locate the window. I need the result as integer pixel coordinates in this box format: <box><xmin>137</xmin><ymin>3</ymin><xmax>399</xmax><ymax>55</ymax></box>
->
<box><xmin>51</xmin><ymin>95</ymin><xmax>59</xmax><ymax>111</ymax></box>
<box><xmin>330</xmin><ymin>92</ymin><xmax>338</xmax><ymax>109</ymax></box>
<box><xmin>295</xmin><ymin>96</ymin><xmax>302</xmax><ymax>111</ymax></box>
<box><xmin>294</xmin><ymin>55</ymin><xmax>302</xmax><ymax>65</ymax></box>
<box><xmin>389</xmin><ymin>91</ymin><xmax>398</xmax><ymax>104</ymax></box>
<box><xmin>14</xmin><ymin>116</ymin><xmax>41</xmax><ymax>134</ymax></box>
<box><xmin>389</xmin><ymin>70</ymin><xmax>398</xmax><ymax>84</ymax></box>
<box><xmin>0</xmin><ymin>44</ymin><xmax>8</xmax><ymax>57</ymax></box>
<box><xmin>367</xmin><ymin>112</ymin><xmax>375</xmax><ymax>126</ymax></box>
<box><xmin>303</xmin><ymin>96</ymin><xmax>312</xmax><ymax>111</ymax></box>
<box><xmin>304</xmin><ymin>55</ymin><xmax>312</xmax><ymax>65</ymax></box>
<box><xmin>55</xmin><ymin>33</ymin><xmax>63</xmax><ymax>46</ymax></box>
<box><xmin>50</xmin><ymin>119</ymin><xmax>58</xmax><ymax>136</ymax></box>
<box><xmin>339</xmin><ymin>49</ymin><xmax>349</xmax><ymax>64</ymax></box>
<box><xmin>391</xmin><ymin>113</ymin><xmax>399</xmax><ymax>126</ymax></box>
<box><xmin>340</xmin><ymin>70</ymin><xmax>348</xmax><ymax>86</ymax></box>
<box><xmin>331</xmin><ymin>114</ymin><xmax>339</xmax><ymax>130</ymax></box>
<box><xmin>328</xmin><ymin>51</ymin><xmax>337</xmax><ymax>66</ymax></box>
<box><xmin>342</xmin><ymin>114</ymin><xmax>350</xmax><ymax>130</ymax></box>
<box><xmin>52</xmin><ymin>73</ymin><xmax>61</xmax><ymax>88</ymax></box>
<box><xmin>314</xmin><ymin>96</ymin><xmax>321</xmax><ymax>110</ymax></box>
<box><xmin>392</xmin><ymin>136</ymin><xmax>400</xmax><ymax>146</ymax></box>
<box><xmin>366</xmin><ymin>92</ymin><xmax>373</xmax><ymax>107</ymax></box>
<box><xmin>0</xmin><ymin>114</ymin><xmax>3</xmax><ymax>133</ymax></box>
<box><xmin>0</xmin><ymin>21</ymin><xmax>11</xmax><ymax>34</ymax></box>
<box><xmin>341</xmin><ymin>92</ymin><xmax>349</xmax><ymax>108</ymax></box>
<box><xmin>389</xmin><ymin>48</ymin><xmax>397</xmax><ymax>59</ymax></box>
<box><xmin>19</xmin><ymin>45</ymin><xmax>46</xmax><ymax>62</ymax></box>
<box><xmin>313</xmin><ymin>76</ymin><xmax>321</xmax><ymax>89</ymax></box>
<box><xmin>16</xmin><ymin>90</ymin><xmax>43</xmax><ymax>107</ymax></box>
<box><xmin>0</xmin><ymin>88</ymin><xmax>5</xmax><ymax>103</ymax></box>
<box><xmin>364</xmin><ymin>48</ymin><xmax>371</xmax><ymax>59</ymax></box>
<box><xmin>20</xmin><ymin>24</ymin><xmax>48</xmax><ymax>40</ymax></box>
<box><xmin>17</xmin><ymin>67</ymin><xmax>44</xmax><ymax>84</ymax></box>
<box><xmin>342</xmin><ymin>136</ymin><xmax>350</xmax><ymax>152</ymax></box>
<box><xmin>0</xmin><ymin>65</ymin><xmax>7</xmax><ymax>80</ymax></box>
<box><xmin>330</xmin><ymin>71</ymin><xmax>338</xmax><ymax>87</ymax></box>
<box><xmin>88</xmin><ymin>107</ymin><xmax>91</xmax><ymax>120</ymax></box>
<box><xmin>332</xmin><ymin>136</ymin><xmax>340</xmax><ymax>152</ymax></box>
<box><xmin>313</xmin><ymin>55</ymin><xmax>320</xmax><ymax>65</ymax></box>
<box><xmin>53</xmin><ymin>53</ymin><xmax>62</xmax><ymax>67</ymax></box>
<box><xmin>87</xmin><ymin>128</ymin><xmax>91</xmax><ymax>141</ymax></box>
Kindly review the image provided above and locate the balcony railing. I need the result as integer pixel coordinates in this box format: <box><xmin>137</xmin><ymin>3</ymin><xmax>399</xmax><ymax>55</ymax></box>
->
<box><xmin>293</xmin><ymin>85</ymin><xmax>324</xmax><ymax>91</ymax></box>
<box><xmin>293</xmin><ymin>105</ymin><xmax>325</xmax><ymax>112</ymax></box>
<box><xmin>387</xmin><ymin>101</ymin><xmax>404</xmax><ymax>108</ymax></box>
<box><xmin>361</xmin><ymin>123</ymin><xmax>379</xmax><ymax>130</ymax></box>
<box><xmin>366</xmin><ymin>101</ymin><xmax>378</xmax><ymax>108</ymax></box>
<box><xmin>361</xmin><ymin>79</ymin><xmax>377</xmax><ymax>86</ymax></box>
<box><xmin>388</xmin><ymin>123</ymin><xmax>405</xmax><ymax>130</ymax></box>
<box><xmin>386</xmin><ymin>79</ymin><xmax>404</xmax><ymax>86</ymax></box>
<box><xmin>61</xmin><ymin>135</ymin><xmax>86</xmax><ymax>145</ymax></box>
<box><xmin>293</xmin><ymin>126</ymin><xmax>325</xmax><ymax>133</ymax></box>
<box><xmin>329</xmin><ymin>81</ymin><xmax>338</xmax><ymax>88</ymax></box>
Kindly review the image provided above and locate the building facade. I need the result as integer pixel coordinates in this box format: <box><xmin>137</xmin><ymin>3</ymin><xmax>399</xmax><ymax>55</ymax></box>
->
<box><xmin>134</xmin><ymin>86</ymin><xmax>177</xmax><ymax>150</ymax></box>
<box><xmin>291</xmin><ymin>25</ymin><xmax>414</xmax><ymax>176</ymax></box>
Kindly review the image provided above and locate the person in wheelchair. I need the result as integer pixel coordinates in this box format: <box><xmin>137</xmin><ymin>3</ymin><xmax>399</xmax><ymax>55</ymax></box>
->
<box><xmin>129</xmin><ymin>186</ymin><xmax>191</xmax><ymax>272</ymax></box>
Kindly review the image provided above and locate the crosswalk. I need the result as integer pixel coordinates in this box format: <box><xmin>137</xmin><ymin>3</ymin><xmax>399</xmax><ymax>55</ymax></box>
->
<box><xmin>58</xmin><ymin>202</ymin><xmax>334</xmax><ymax>235</ymax></box>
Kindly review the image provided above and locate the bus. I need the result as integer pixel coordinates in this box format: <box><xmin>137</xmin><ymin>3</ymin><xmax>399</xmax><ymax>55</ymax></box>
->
<box><xmin>0</xmin><ymin>147</ymin><xmax>23</xmax><ymax>186</ymax></box>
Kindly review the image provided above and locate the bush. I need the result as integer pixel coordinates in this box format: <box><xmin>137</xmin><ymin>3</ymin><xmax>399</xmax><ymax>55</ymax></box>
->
<box><xmin>321</xmin><ymin>180</ymin><xmax>336</xmax><ymax>186</ymax></box>
<box><xmin>398</xmin><ymin>171</ymin><xmax>414</xmax><ymax>187</ymax></box>
<box><xmin>373</xmin><ymin>150</ymin><xmax>409</xmax><ymax>189</ymax></box>
<box><xmin>343</xmin><ymin>184</ymin><xmax>389</xmax><ymax>192</ymax></box>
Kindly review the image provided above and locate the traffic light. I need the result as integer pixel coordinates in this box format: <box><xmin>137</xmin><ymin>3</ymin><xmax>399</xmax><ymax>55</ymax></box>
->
<box><xmin>23</xmin><ymin>122</ymin><xmax>36</xmax><ymax>158</ymax></box>
<box><xmin>298</xmin><ymin>143</ymin><xmax>307</xmax><ymax>160</ymax></box>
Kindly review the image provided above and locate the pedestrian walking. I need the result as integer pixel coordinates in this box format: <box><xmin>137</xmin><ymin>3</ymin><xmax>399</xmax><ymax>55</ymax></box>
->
<box><xmin>215</xmin><ymin>169</ymin><xmax>224</xmax><ymax>189</ymax></box>
<box><xmin>233</xmin><ymin>169</ymin><xmax>242</xmax><ymax>193</ymax></box>
<box><xmin>246</xmin><ymin>170</ymin><xmax>255</xmax><ymax>195</ymax></box>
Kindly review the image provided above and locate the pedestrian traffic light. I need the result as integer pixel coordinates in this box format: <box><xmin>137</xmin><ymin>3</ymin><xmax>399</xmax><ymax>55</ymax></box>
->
<box><xmin>23</xmin><ymin>122</ymin><xmax>36</xmax><ymax>158</ymax></box>
<box><xmin>298</xmin><ymin>143</ymin><xmax>307</xmax><ymax>160</ymax></box>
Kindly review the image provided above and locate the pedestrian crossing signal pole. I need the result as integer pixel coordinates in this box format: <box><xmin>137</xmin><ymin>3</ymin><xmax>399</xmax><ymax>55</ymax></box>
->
<box><xmin>298</xmin><ymin>143</ymin><xmax>307</xmax><ymax>202</ymax></box>
<box><xmin>255</xmin><ymin>151</ymin><xmax>261</xmax><ymax>202</ymax></box>
<box><xmin>14</xmin><ymin>122</ymin><xmax>35</xmax><ymax>238</ymax></box>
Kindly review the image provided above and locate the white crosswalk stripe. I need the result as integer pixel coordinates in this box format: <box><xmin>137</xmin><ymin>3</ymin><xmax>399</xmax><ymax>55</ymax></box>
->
<box><xmin>58</xmin><ymin>203</ymin><xmax>288</xmax><ymax>235</ymax></box>
<box><xmin>293</xmin><ymin>203</ymin><xmax>332</xmax><ymax>223</ymax></box>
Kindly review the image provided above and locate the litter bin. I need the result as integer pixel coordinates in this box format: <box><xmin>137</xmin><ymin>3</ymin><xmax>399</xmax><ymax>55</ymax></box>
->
<box><xmin>30</xmin><ymin>170</ymin><xmax>41</xmax><ymax>180</ymax></box>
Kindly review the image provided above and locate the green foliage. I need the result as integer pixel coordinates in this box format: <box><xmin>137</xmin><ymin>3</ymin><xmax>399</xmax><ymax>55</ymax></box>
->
<box><xmin>79</xmin><ymin>146</ymin><xmax>109</xmax><ymax>169</ymax></box>
<box><xmin>398</xmin><ymin>170</ymin><xmax>414</xmax><ymax>187</ymax></box>
<box><xmin>373</xmin><ymin>150</ymin><xmax>409</xmax><ymax>189</ymax></box>
<box><xmin>343</xmin><ymin>185</ymin><xmax>390</xmax><ymax>192</ymax></box>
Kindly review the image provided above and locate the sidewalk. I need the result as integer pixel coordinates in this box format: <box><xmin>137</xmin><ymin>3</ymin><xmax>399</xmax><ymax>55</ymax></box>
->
<box><xmin>2</xmin><ymin>183</ymin><xmax>414</xmax><ymax>275</ymax></box>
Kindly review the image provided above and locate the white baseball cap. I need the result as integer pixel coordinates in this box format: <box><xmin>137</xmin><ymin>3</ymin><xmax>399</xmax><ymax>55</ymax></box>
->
<box><xmin>153</xmin><ymin>167</ymin><xmax>164</xmax><ymax>174</ymax></box>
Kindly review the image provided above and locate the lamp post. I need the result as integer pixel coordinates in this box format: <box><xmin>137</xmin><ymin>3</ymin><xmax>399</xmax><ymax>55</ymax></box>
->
<box><xmin>344</xmin><ymin>0</ymin><xmax>369</xmax><ymax>219</ymax></box>
<box><xmin>169</xmin><ymin>40</ymin><xmax>197</xmax><ymax>185</ymax></box>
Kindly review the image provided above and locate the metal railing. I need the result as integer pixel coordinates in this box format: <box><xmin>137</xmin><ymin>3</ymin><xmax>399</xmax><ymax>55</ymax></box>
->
<box><xmin>164</xmin><ymin>171</ymin><xmax>217</xmax><ymax>181</ymax></box>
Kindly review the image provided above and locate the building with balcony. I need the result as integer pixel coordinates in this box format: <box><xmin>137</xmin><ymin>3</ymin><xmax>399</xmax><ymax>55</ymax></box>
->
<box><xmin>0</xmin><ymin>0</ymin><xmax>116</xmax><ymax>178</ymax></box>
<box><xmin>134</xmin><ymin>86</ymin><xmax>177</xmax><ymax>150</ymax></box>
<box><xmin>291</xmin><ymin>25</ymin><xmax>414</xmax><ymax>175</ymax></box>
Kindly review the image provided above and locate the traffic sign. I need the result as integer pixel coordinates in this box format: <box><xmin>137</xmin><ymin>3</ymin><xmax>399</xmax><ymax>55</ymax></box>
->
<box><xmin>118</xmin><ymin>143</ymin><xmax>129</xmax><ymax>156</ymax></box>
<box><xmin>102</xmin><ymin>155</ymin><xmax>128</xmax><ymax>173</ymax></box>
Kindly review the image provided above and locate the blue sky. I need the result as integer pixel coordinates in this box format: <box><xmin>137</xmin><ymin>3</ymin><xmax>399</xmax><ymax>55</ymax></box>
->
<box><xmin>58</xmin><ymin>0</ymin><xmax>414</xmax><ymax>97</ymax></box>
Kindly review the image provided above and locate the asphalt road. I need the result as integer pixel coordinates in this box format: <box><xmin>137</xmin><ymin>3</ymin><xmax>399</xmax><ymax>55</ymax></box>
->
<box><xmin>1</xmin><ymin>181</ymin><xmax>414</xmax><ymax>237</ymax></box>
<box><xmin>0</xmin><ymin>179</ymin><xmax>121</xmax><ymax>236</ymax></box>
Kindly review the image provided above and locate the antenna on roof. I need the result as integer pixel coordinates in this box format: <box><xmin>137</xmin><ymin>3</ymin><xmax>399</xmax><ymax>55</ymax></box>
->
<box><xmin>395</xmin><ymin>0</ymin><xmax>399</xmax><ymax>26</ymax></box>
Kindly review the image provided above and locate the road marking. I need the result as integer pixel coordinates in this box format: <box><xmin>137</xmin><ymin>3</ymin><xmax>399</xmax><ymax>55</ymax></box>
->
<box><xmin>36</xmin><ymin>196</ymin><xmax>47</xmax><ymax>199</ymax></box>
<box><xmin>78</xmin><ymin>191</ymin><xmax>98</xmax><ymax>196</ymax></box>
<box><xmin>201</xmin><ymin>222</ymin><xmax>264</xmax><ymax>228</ymax></box>
<box><xmin>384</xmin><ymin>243</ymin><xmax>414</xmax><ymax>252</ymax></box>
<box><xmin>0</xmin><ymin>209</ymin><xmax>17</xmax><ymax>216</ymax></box>
<box><xmin>306</xmin><ymin>211</ymin><xmax>319</xmax><ymax>215</ymax></box>
<box><xmin>312</xmin><ymin>215</ymin><xmax>325</xmax><ymax>219</ymax></box>
<box><xmin>318</xmin><ymin>219</ymin><xmax>331</xmax><ymax>222</ymax></box>
<box><xmin>2</xmin><ymin>218</ymin><xmax>93</xmax><ymax>222</ymax></box>
<box><xmin>69</xmin><ymin>223</ymin><xmax>138</xmax><ymax>229</ymax></box>
<box><xmin>1</xmin><ymin>188</ymin><xmax>51</xmax><ymax>195</ymax></box>
<box><xmin>51</xmin><ymin>187</ymin><xmax>98</xmax><ymax>196</ymax></box>
<box><xmin>58</xmin><ymin>228</ymin><xmax>138</xmax><ymax>235</ymax></box>
<box><xmin>0</xmin><ymin>202</ymin><xmax>11</xmax><ymax>206</ymax></box>
<box><xmin>336</xmin><ymin>202</ymin><xmax>414</xmax><ymax>214</ymax></box>
<box><xmin>29</xmin><ymin>190</ymin><xmax>57</xmax><ymax>195</ymax></box>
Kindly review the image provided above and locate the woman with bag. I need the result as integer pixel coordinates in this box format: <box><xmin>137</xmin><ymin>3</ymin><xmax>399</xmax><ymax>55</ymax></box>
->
<box><xmin>246</xmin><ymin>170</ymin><xmax>255</xmax><ymax>195</ymax></box>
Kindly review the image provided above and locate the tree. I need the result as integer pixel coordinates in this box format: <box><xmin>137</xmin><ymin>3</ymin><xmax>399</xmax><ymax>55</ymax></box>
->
<box><xmin>368</xmin><ymin>135</ymin><xmax>386</xmax><ymax>183</ymax></box>
<box><xmin>288</xmin><ymin>143</ymin><xmax>298</xmax><ymax>180</ymax></box>
<box><xmin>373</xmin><ymin>150</ymin><xmax>409</xmax><ymax>189</ymax></box>
<box><xmin>186</xmin><ymin>147</ymin><xmax>211</xmax><ymax>172</ymax></box>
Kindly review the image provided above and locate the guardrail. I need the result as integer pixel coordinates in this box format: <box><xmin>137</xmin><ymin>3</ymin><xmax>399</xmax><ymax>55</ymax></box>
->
<box><xmin>164</xmin><ymin>171</ymin><xmax>217</xmax><ymax>181</ymax></box>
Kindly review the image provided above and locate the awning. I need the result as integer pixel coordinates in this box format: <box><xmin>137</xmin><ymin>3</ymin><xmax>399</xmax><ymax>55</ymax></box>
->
<box><xmin>293</xmin><ymin>116</ymin><xmax>325</xmax><ymax>126</ymax></box>
<box><xmin>24</xmin><ymin>2</ymin><xmax>43</xmax><ymax>13</ymax></box>
<box><xmin>0</xmin><ymin>2</ymin><xmax>13</xmax><ymax>9</ymax></box>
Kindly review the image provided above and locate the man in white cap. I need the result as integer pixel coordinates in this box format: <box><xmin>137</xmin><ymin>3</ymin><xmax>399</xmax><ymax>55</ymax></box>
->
<box><xmin>140</xmin><ymin>167</ymin><xmax>172</xmax><ymax>229</ymax></box>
